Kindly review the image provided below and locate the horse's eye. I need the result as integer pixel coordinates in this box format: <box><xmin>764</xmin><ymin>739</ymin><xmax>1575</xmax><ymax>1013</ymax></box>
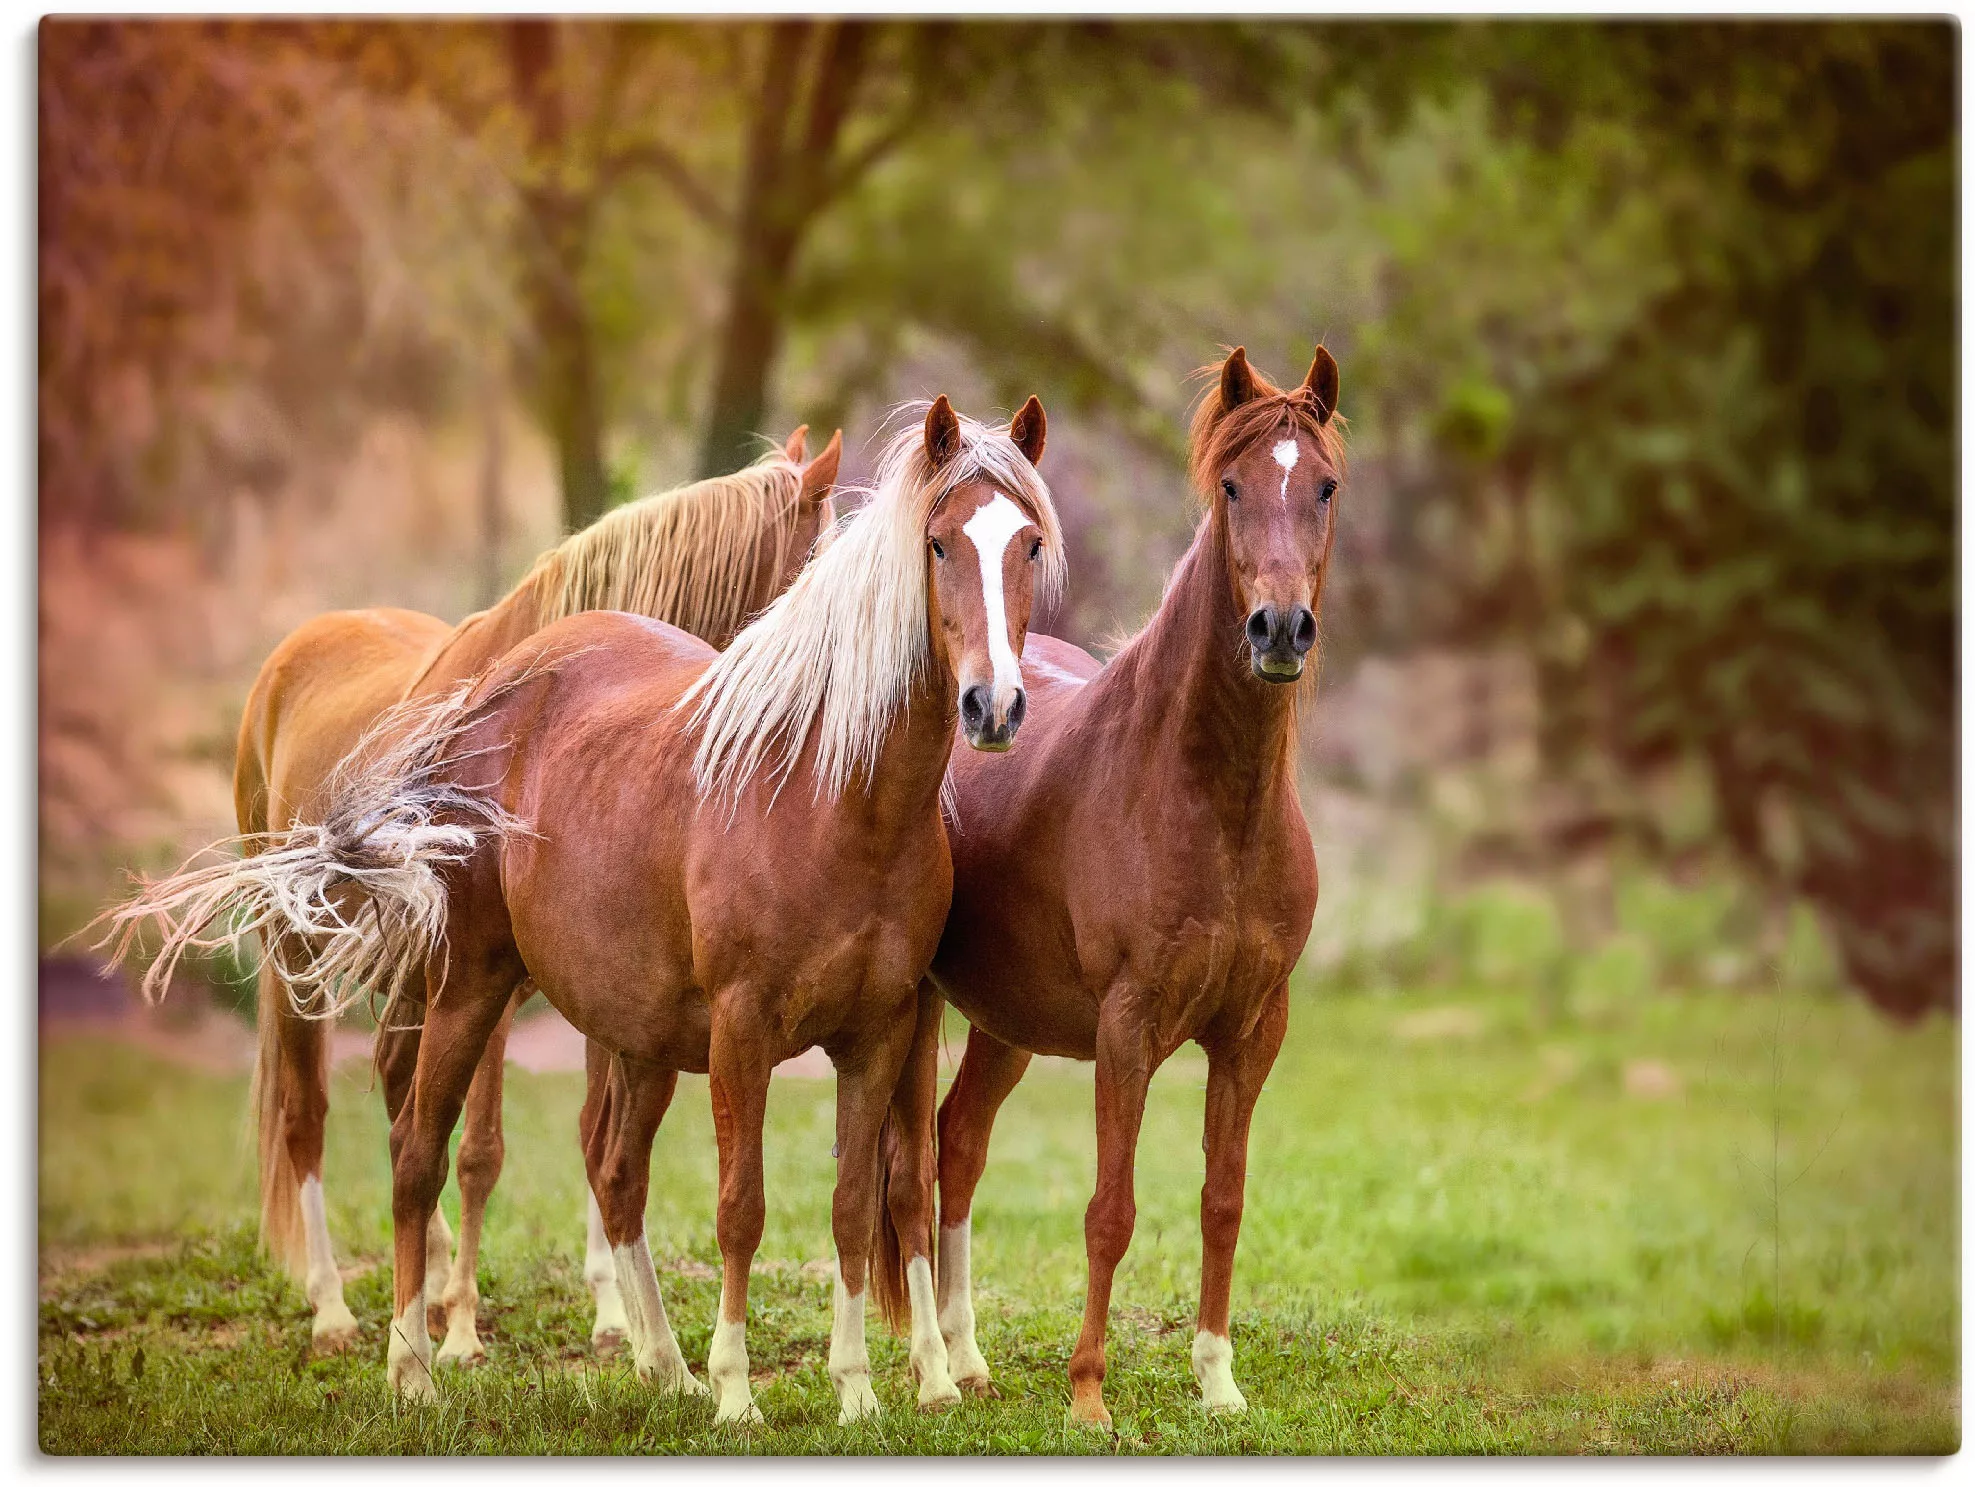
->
<box><xmin>1028</xmin><ymin>537</ymin><xmax>1042</xmax><ymax>561</ymax></box>
<box><xmin>930</xmin><ymin>539</ymin><xmax>946</xmax><ymax>560</ymax></box>
<box><xmin>1319</xmin><ymin>480</ymin><xmax>1337</xmax><ymax>504</ymax></box>
<box><xmin>1222</xmin><ymin>479</ymin><xmax>1239</xmax><ymax>501</ymax></box>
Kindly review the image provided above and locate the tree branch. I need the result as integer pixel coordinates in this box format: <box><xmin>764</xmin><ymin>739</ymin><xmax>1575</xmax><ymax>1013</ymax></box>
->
<box><xmin>598</xmin><ymin>140</ymin><xmax>732</xmax><ymax>233</ymax></box>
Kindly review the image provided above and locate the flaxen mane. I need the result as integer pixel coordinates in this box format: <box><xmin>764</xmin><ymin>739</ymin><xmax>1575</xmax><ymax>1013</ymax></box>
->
<box><xmin>520</xmin><ymin>445</ymin><xmax>819</xmax><ymax>643</ymax></box>
<box><xmin>684</xmin><ymin>403</ymin><xmax>1064</xmax><ymax>805</ymax></box>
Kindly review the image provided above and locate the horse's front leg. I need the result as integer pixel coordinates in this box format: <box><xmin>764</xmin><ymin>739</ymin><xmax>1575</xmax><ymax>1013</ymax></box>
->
<box><xmin>826</xmin><ymin>1004</ymin><xmax>920</xmax><ymax>1425</ymax></box>
<box><xmin>1193</xmin><ymin>983</ymin><xmax>1288</xmax><ymax>1414</ymax></box>
<box><xmin>707</xmin><ymin>1007</ymin><xmax>776</xmax><ymax>1425</ymax></box>
<box><xmin>1067</xmin><ymin>1000</ymin><xmax>1156</xmax><ymax>1432</ymax></box>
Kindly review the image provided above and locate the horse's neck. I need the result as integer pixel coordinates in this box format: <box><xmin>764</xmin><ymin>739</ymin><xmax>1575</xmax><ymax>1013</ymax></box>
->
<box><xmin>1109</xmin><ymin>522</ymin><xmax>1299</xmax><ymax>813</ymax></box>
<box><xmin>856</xmin><ymin>659</ymin><xmax>961</xmax><ymax>829</ymax></box>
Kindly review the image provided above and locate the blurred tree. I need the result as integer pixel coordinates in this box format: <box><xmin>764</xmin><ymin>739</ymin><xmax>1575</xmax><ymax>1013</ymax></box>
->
<box><xmin>1363</xmin><ymin>22</ymin><xmax>1956</xmax><ymax>1016</ymax></box>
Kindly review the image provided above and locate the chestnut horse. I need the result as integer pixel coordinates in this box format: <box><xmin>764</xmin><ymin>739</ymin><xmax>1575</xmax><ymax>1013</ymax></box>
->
<box><xmin>116</xmin><ymin>428</ymin><xmax>838</xmax><ymax>1358</ymax></box>
<box><xmin>203</xmin><ymin>396</ymin><xmax>1061</xmax><ymax>1420</ymax></box>
<box><xmin>883</xmin><ymin>346</ymin><xmax>1342</xmax><ymax>1429</ymax></box>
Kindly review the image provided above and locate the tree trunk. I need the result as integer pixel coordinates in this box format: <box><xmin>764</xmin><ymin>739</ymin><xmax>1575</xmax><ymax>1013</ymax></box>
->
<box><xmin>508</xmin><ymin>19</ymin><xmax>610</xmax><ymax>531</ymax></box>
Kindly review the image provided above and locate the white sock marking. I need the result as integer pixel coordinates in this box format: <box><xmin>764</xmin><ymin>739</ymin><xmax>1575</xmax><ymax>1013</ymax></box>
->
<box><xmin>962</xmin><ymin>493</ymin><xmax>1031</xmax><ymax>706</ymax></box>
<box><xmin>829</xmin><ymin>1260</ymin><xmax>880</xmax><ymax>1422</ymax></box>
<box><xmin>610</xmin><ymin>1233</ymin><xmax>700</xmax><ymax>1391</ymax></box>
<box><xmin>1272</xmin><ymin>437</ymin><xmax>1300</xmax><ymax>505</ymax></box>
<box><xmin>387</xmin><ymin>1294</ymin><xmax>436</xmax><ymax>1402</ymax></box>
<box><xmin>937</xmin><ymin>1219</ymin><xmax>989</xmax><ymax>1383</ymax></box>
<box><xmin>585</xmin><ymin>1192</ymin><xmax>628</xmax><ymax>1341</ymax></box>
<box><xmin>907</xmin><ymin>1254</ymin><xmax>959</xmax><ymax>1406</ymax></box>
<box><xmin>1192</xmin><ymin>1328</ymin><xmax>1247</xmax><ymax>1412</ymax></box>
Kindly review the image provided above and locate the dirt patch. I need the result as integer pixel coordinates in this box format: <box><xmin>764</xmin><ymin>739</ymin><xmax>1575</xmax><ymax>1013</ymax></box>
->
<box><xmin>39</xmin><ymin>1241</ymin><xmax>175</xmax><ymax>1292</ymax></box>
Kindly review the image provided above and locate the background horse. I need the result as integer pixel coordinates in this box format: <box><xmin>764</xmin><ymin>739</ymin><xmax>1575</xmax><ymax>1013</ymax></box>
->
<box><xmin>118</xmin><ymin>428</ymin><xmax>838</xmax><ymax>1359</ymax></box>
<box><xmin>883</xmin><ymin>346</ymin><xmax>1342</xmax><ymax>1429</ymax></box>
<box><xmin>218</xmin><ymin>393</ymin><xmax>1061</xmax><ymax>1420</ymax></box>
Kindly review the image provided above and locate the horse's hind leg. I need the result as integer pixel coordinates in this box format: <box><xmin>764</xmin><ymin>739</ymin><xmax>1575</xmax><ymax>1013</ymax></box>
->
<box><xmin>934</xmin><ymin>1022</ymin><xmax>1032</xmax><ymax>1395</ymax></box>
<box><xmin>264</xmin><ymin>940</ymin><xmax>359</xmax><ymax>1351</ymax></box>
<box><xmin>1192</xmin><ymin>984</ymin><xmax>1288</xmax><ymax>1415</ymax></box>
<box><xmin>436</xmin><ymin>991</ymin><xmax>521</xmax><ymax>1365</ymax></box>
<box><xmin>386</xmin><ymin>956</ymin><xmax>519</xmax><ymax>1403</ymax></box>
<box><xmin>706</xmin><ymin>1005</ymin><xmax>776</xmax><ymax>1425</ymax></box>
<box><xmin>582</xmin><ymin>1047</ymin><xmax>701</xmax><ymax>1394</ymax></box>
<box><xmin>578</xmin><ymin>1037</ymin><xmax>628</xmax><ymax>1349</ymax></box>
<box><xmin>376</xmin><ymin>1001</ymin><xmax>453</xmax><ymax>1326</ymax></box>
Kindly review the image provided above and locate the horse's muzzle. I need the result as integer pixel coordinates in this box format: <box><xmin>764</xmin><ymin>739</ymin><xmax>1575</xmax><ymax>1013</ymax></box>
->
<box><xmin>961</xmin><ymin>682</ymin><xmax>1026</xmax><ymax>751</ymax></box>
<box><xmin>1246</xmin><ymin>604</ymin><xmax>1315</xmax><ymax>683</ymax></box>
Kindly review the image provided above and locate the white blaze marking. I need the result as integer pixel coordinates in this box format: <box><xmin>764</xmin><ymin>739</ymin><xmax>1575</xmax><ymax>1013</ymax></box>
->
<box><xmin>1272</xmin><ymin>438</ymin><xmax>1300</xmax><ymax>505</ymax></box>
<box><xmin>961</xmin><ymin>493</ymin><xmax>1032</xmax><ymax>703</ymax></box>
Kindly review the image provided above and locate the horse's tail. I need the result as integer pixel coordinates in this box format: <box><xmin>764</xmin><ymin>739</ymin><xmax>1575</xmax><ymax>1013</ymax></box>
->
<box><xmin>92</xmin><ymin>677</ymin><xmax>525</xmax><ymax>1024</ymax></box>
<box><xmin>868</xmin><ymin>1105</ymin><xmax>914</xmax><ymax>1335</ymax></box>
<box><xmin>249</xmin><ymin>950</ymin><xmax>309</xmax><ymax>1280</ymax></box>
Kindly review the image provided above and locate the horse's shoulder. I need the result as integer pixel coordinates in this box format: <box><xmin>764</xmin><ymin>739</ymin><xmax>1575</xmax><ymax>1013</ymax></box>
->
<box><xmin>1024</xmin><ymin>632</ymin><xmax>1104</xmax><ymax>685</ymax></box>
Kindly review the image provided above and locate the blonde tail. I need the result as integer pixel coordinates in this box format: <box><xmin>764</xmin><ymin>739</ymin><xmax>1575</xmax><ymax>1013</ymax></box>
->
<box><xmin>92</xmin><ymin>676</ymin><xmax>531</xmax><ymax>1024</ymax></box>
<box><xmin>250</xmin><ymin>947</ymin><xmax>309</xmax><ymax>1280</ymax></box>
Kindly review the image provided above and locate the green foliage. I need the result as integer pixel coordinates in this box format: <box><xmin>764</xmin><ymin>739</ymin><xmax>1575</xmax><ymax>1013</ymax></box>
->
<box><xmin>37</xmin><ymin>983</ymin><xmax>1958</xmax><ymax>1452</ymax></box>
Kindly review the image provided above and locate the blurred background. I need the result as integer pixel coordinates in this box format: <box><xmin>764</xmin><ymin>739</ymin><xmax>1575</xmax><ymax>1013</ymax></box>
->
<box><xmin>38</xmin><ymin>18</ymin><xmax>1955</xmax><ymax>1023</ymax></box>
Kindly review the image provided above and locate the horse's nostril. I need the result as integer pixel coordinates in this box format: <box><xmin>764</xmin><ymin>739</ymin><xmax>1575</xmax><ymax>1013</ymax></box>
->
<box><xmin>1246</xmin><ymin>609</ymin><xmax>1274</xmax><ymax>647</ymax></box>
<box><xmin>1291</xmin><ymin>607</ymin><xmax>1317</xmax><ymax>655</ymax></box>
<box><xmin>1007</xmin><ymin>689</ymin><xmax>1027</xmax><ymax>730</ymax></box>
<box><xmin>960</xmin><ymin>685</ymin><xmax>989</xmax><ymax>731</ymax></box>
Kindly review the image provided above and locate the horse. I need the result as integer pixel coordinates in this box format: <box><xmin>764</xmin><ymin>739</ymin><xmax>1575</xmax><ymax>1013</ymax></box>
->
<box><xmin>880</xmin><ymin>346</ymin><xmax>1343</xmax><ymax>1430</ymax></box>
<box><xmin>108</xmin><ymin>427</ymin><xmax>839</xmax><ymax>1361</ymax></box>
<box><xmin>192</xmin><ymin>394</ymin><xmax>1062</xmax><ymax>1422</ymax></box>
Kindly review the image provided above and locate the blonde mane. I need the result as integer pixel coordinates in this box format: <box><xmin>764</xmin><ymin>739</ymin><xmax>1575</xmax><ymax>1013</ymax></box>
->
<box><xmin>521</xmin><ymin>445</ymin><xmax>814</xmax><ymax>643</ymax></box>
<box><xmin>683</xmin><ymin>402</ymin><xmax>1065</xmax><ymax>805</ymax></box>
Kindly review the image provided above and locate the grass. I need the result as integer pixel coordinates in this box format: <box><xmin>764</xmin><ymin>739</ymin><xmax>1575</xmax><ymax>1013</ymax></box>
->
<box><xmin>37</xmin><ymin>980</ymin><xmax>1959</xmax><ymax>1454</ymax></box>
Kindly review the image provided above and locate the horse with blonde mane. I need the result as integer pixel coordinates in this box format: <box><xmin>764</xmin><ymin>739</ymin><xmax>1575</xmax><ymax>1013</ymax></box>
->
<box><xmin>878</xmin><ymin>346</ymin><xmax>1343</xmax><ymax>1429</ymax></box>
<box><xmin>153</xmin><ymin>394</ymin><xmax>1061</xmax><ymax>1422</ymax></box>
<box><xmin>110</xmin><ymin>427</ymin><xmax>839</xmax><ymax>1360</ymax></box>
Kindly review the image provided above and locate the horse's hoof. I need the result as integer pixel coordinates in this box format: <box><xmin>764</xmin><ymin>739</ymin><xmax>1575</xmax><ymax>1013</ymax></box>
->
<box><xmin>310</xmin><ymin>1311</ymin><xmax>360</xmax><ymax>1355</ymax></box>
<box><xmin>435</xmin><ymin>1335</ymin><xmax>486</xmax><ymax>1368</ymax></box>
<box><xmin>1203</xmin><ymin>1393</ymin><xmax>1249</xmax><ymax>1416</ymax></box>
<box><xmin>1068</xmin><ymin>1394</ymin><xmax>1114</xmax><ymax>1432</ymax></box>
<box><xmin>714</xmin><ymin>1399</ymin><xmax>764</xmax><ymax>1427</ymax></box>
<box><xmin>835</xmin><ymin>1374</ymin><xmax>882</xmax><ymax>1425</ymax></box>
<box><xmin>917</xmin><ymin>1385</ymin><xmax>962</xmax><ymax>1415</ymax></box>
<box><xmin>636</xmin><ymin>1360</ymin><xmax>708</xmax><ymax>1397</ymax></box>
<box><xmin>392</xmin><ymin>1367</ymin><xmax>439</xmax><ymax>1405</ymax></box>
<box><xmin>956</xmin><ymin>1375</ymin><xmax>1002</xmax><ymax>1400</ymax></box>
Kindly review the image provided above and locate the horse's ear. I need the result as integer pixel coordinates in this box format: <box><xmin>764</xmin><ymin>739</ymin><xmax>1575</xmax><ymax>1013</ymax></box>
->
<box><xmin>924</xmin><ymin>395</ymin><xmax>962</xmax><ymax>469</ymax></box>
<box><xmin>782</xmin><ymin>423</ymin><xmax>810</xmax><ymax>464</ymax></box>
<box><xmin>1302</xmin><ymin>346</ymin><xmax>1339</xmax><ymax>426</ymax></box>
<box><xmin>800</xmin><ymin>429</ymin><xmax>842</xmax><ymax>506</ymax></box>
<box><xmin>1010</xmin><ymin>395</ymin><xmax>1047</xmax><ymax>468</ymax></box>
<box><xmin>1220</xmin><ymin>346</ymin><xmax>1256</xmax><ymax>412</ymax></box>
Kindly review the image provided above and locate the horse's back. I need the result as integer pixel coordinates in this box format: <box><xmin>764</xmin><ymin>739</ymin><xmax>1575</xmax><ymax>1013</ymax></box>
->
<box><xmin>237</xmin><ymin>607</ymin><xmax>450</xmax><ymax>834</ymax></box>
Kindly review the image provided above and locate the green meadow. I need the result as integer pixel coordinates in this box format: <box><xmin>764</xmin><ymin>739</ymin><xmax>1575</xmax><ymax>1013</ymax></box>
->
<box><xmin>38</xmin><ymin>980</ymin><xmax>1957</xmax><ymax>1455</ymax></box>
